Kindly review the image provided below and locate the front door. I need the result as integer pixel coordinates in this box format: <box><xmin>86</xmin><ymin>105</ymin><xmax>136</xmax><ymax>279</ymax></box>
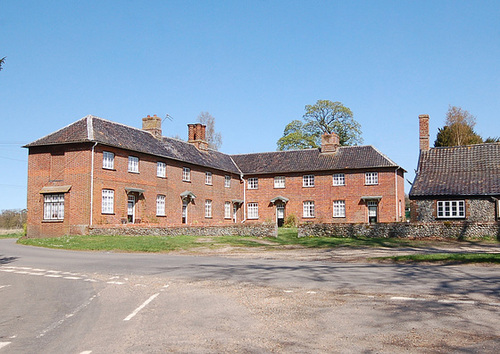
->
<box><xmin>368</xmin><ymin>201</ymin><xmax>378</xmax><ymax>223</ymax></box>
<box><xmin>276</xmin><ymin>204</ymin><xmax>285</xmax><ymax>227</ymax></box>
<box><xmin>233</xmin><ymin>204</ymin><xmax>237</xmax><ymax>223</ymax></box>
<box><xmin>182</xmin><ymin>200</ymin><xmax>188</xmax><ymax>224</ymax></box>
<box><xmin>127</xmin><ymin>194</ymin><xmax>136</xmax><ymax>223</ymax></box>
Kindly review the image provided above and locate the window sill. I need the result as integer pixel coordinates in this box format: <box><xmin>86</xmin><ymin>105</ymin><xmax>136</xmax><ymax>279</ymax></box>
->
<box><xmin>42</xmin><ymin>219</ymin><xmax>64</xmax><ymax>223</ymax></box>
<box><xmin>183</xmin><ymin>180</ymin><xmax>191</xmax><ymax>183</ymax></box>
<box><xmin>103</xmin><ymin>168</ymin><xmax>116</xmax><ymax>171</ymax></box>
<box><xmin>302</xmin><ymin>186</ymin><xmax>315</xmax><ymax>188</ymax></box>
<box><xmin>302</xmin><ymin>216</ymin><xmax>315</xmax><ymax>219</ymax></box>
<box><xmin>128</xmin><ymin>171</ymin><xmax>140</xmax><ymax>174</ymax></box>
<box><xmin>247</xmin><ymin>217</ymin><xmax>259</xmax><ymax>220</ymax></box>
<box><xmin>102</xmin><ymin>213</ymin><xmax>115</xmax><ymax>215</ymax></box>
<box><xmin>156</xmin><ymin>214</ymin><xmax>166</xmax><ymax>217</ymax></box>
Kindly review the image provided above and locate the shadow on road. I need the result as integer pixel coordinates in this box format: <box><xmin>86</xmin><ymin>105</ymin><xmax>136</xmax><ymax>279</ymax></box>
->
<box><xmin>0</xmin><ymin>255</ymin><xmax>18</xmax><ymax>264</ymax></box>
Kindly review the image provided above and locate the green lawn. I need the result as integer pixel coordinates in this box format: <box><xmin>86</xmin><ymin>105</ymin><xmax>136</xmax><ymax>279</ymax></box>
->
<box><xmin>376</xmin><ymin>253</ymin><xmax>500</xmax><ymax>264</ymax></box>
<box><xmin>0</xmin><ymin>231</ymin><xmax>24</xmax><ymax>239</ymax></box>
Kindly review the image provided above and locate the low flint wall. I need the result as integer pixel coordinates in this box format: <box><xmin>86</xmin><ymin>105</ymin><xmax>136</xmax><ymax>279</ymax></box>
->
<box><xmin>298</xmin><ymin>222</ymin><xmax>500</xmax><ymax>240</ymax></box>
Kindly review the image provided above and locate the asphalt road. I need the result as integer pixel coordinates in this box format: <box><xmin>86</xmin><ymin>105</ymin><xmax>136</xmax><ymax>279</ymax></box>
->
<box><xmin>1</xmin><ymin>239</ymin><xmax>499</xmax><ymax>353</ymax></box>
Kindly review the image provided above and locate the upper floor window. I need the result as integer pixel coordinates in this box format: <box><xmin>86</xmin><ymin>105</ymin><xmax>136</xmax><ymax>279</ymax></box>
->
<box><xmin>182</xmin><ymin>167</ymin><xmax>191</xmax><ymax>182</ymax></box>
<box><xmin>365</xmin><ymin>172</ymin><xmax>378</xmax><ymax>185</ymax></box>
<box><xmin>205</xmin><ymin>199</ymin><xmax>212</xmax><ymax>218</ymax></box>
<box><xmin>333</xmin><ymin>173</ymin><xmax>345</xmax><ymax>186</ymax></box>
<box><xmin>274</xmin><ymin>176</ymin><xmax>285</xmax><ymax>189</ymax></box>
<box><xmin>157</xmin><ymin>162</ymin><xmax>166</xmax><ymax>178</ymax></box>
<box><xmin>156</xmin><ymin>195</ymin><xmax>166</xmax><ymax>216</ymax></box>
<box><xmin>303</xmin><ymin>201</ymin><xmax>315</xmax><ymax>218</ymax></box>
<box><xmin>437</xmin><ymin>200</ymin><xmax>465</xmax><ymax>218</ymax></box>
<box><xmin>303</xmin><ymin>175</ymin><xmax>315</xmax><ymax>187</ymax></box>
<box><xmin>333</xmin><ymin>200</ymin><xmax>346</xmax><ymax>218</ymax></box>
<box><xmin>247</xmin><ymin>202</ymin><xmax>259</xmax><ymax>219</ymax></box>
<box><xmin>225</xmin><ymin>175</ymin><xmax>231</xmax><ymax>188</ymax></box>
<box><xmin>128</xmin><ymin>156</ymin><xmax>139</xmax><ymax>173</ymax></box>
<box><xmin>248</xmin><ymin>178</ymin><xmax>258</xmax><ymax>190</ymax></box>
<box><xmin>205</xmin><ymin>172</ymin><xmax>213</xmax><ymax>185</ymax></box>
<box><xmin>43</xmin><ymin>194</ymin><xmax>64</xmax><ymax>220</ymax></box>
<box><xmin>103</xmin><ymin>151</ymin><xmax>114</xmax><ymax>170</ymax></box>
<box><xmin>101</xmin><ymin>189</ymin><xmax>114</xmax><ymax>214</ymax></box>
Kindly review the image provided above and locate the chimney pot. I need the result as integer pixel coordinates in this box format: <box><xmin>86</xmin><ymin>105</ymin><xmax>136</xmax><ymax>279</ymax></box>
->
<box><xmin>142</xmin><ymin>114</ymin><xmax>162</xmax><ymax>140</ymax></box>
<box><xmin>188</xmin><ymin>123</ymin><xmax>208</xmax><ymax>150</ymax></box>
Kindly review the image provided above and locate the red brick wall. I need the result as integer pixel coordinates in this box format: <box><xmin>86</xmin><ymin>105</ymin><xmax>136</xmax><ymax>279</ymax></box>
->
<box><xmin>243</xmin><ymin>168</ymin><xmax>405</xmax><ymax>225</ymax></box>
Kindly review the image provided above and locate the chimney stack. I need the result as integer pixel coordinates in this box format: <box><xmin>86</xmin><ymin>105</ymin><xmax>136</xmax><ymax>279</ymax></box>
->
<box><xmin>142</xmin><ymin>115</ymin><xmax>162</xmax><ymax>140</ymax></box>
<box><xmin>321</xmin><ymin>132</ymin><xmax>340</xmax><ymax>154</ymax></box>
<box><xmin>188</xmin><ymin>123</ymin><xmax>208</xmax><ymax>150</ymax></box>
<box><xmin>419</xmin><ymin>114</ymin><xmax>430</xmax><ymax>151</ymax></box>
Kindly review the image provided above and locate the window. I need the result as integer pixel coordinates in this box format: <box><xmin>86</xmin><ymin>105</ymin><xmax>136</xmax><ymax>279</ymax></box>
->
<box><xmin>247</xmin><ymin>203</ymin><xmax>259</xmax><ymax>219</ymax></box>
<box><xmin>224</xmin><ymin>201</ymin><xmax>231</xmax><ymax>219</ymax></box>
<box><xmin>43</xmin><ymin>194</ymin><xmax>64</xmax><ymax>220</ymax></box>
<box><xmin>128</xmin><ymin>156</ymin><xmax>139</xmax><ymax>173</ymax></box>
<box><xmin>205</xmin><ymin>200</ymin><xmax>212</xmax><ymax>218</ymax></box>
<box><xmin>205</xmin><ymin>171</ymin><xmax>212</xmax><ymax>185</ymax></box>
<box><xmin>333</xmin><ymin>173</ymin><xmax>345</xmax><ymax>186</ymax></box>
<box><xmin>333</xmin><ymin>200</ymin><xmax>346</xmax><ymax>218</ymax></box>
<box><xmin>225</xmin><ymin>175</ymin><xmax>231</xmax><ymax>188</ymax></box>
<box><xmin>303</xmin><ymin>201</ymin><xmax>315</xmax><ymax>218</ymax></box>
<box><xmin>157</xmin><ymin>162</ymin><xmax>166</xmax><ymax>178</ymax></box>
<box><xmin>248</xmin><ymin>178</ymin><xmax>258</xmax><ymax>189</ymax></box>
<box><xmin>274</xmin><ymin>176</ymin><xmax>285</xmax><ymax>189</ymax></box>
<box><xmin>156</xmin><ymin>195</ymin><xmax>166</xmax><ymax>216</ymax></box>
<box><xmin>365</xmin><ymin>172</ymin><xmax>378</xmax><ymax>185</ymax></box>
<box><xmin>182</xmin><ymin>167</ymin><xmax>191</xmax><ymax>182</ymax></box>
<box><xmin>103</xmin><ymin>151</ymin><xmax>114</xmax><ymax>170</ymax></box>
<box><xmin>303</xmin><ymin>175</ymin><xmax>315</xmax><ymax>187</ymax></box>
<box><xmin>437</xmin><ymin>200</ymin><xmax>465</xmax><ymax>218</ymax></box>
<box><xmin>102</xmin><ymin>189</ymin><xmax>114</xmax><ymax>214</ymax></box>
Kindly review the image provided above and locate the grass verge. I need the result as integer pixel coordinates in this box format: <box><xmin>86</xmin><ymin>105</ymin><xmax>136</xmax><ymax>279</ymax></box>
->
<box><xmin>376</xmin><ymin>253</ymin><xmax>500</xmax><ymax>264</ymax></box>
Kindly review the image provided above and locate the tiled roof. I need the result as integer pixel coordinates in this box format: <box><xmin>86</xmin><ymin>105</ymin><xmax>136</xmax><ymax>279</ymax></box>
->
<box><xmin>25</xmin><ymin>116</ymin><xmax>241</xmax><ymax>174</ymax></box>
<box><xmin>231</xmin><ymin>146</ymin><xmax>400</xmax><ymax>175</ymax></box>
<box><xmin>25</xmin><ymin>115</ymin><xmax>403</xmax><ymax>176</ymax></box>
<box><xmin>409</xmin><ymin>143</ymin><xmax>500</xmax><ymax>197</ymax></box>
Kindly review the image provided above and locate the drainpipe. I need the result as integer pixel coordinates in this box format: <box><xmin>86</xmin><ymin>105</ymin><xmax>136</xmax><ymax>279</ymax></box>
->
<box><xmin>240</xmin><ymin>173</ymin><xmax>247</xmax><ymax>223</ymax></box>
<box><xmin>395</xmin><ymin>167</ymin><xmax>400</xmax><ymax>222</ymax></box>
<box><xmin>90</xmin><ymin>142</ymin><xmax>98</xmax><ymax>227</ymax></box>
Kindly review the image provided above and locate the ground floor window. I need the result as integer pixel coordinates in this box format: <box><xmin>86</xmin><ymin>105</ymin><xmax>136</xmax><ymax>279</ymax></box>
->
<box><xmin>437</xmin><ymin>200</ymin><xmax>465</xmax><ymax>218</ymax></box>
<box><xmin>43</xmin><ymin>194</ymin><xmax>64</xmax><ymax>220</ymax></box>
<box><xmin>102</xmin><ymin>189</ymin><xmax>114</xmax><ymax>214</ymax></box>
<box><xmin>248</xmin><ymin>203</ymin><xmax>259</xmax><ymax>219</ymax></box>
<box><xmin>303</xmin><ymin>201</ymin><xmax>315</xmax><ymax>218</ymax></box>
<box><xmin>333</xmin><ymin>200</ymin><xmax>346</xmax><ymax>218</ymax></box>
<box><xmin>224</xmin><ymin>201</ymin><xmax>231</xmax><ymax>219</ymax></box>
<box><xmin>205</xmin><ymin>200</ymin><xmax>212</xmax><ymax>218</ymax></box>
<box><xmin>156</xmin><ymin>195</ymin><xmax>166</xmax><ymax>216</ymax></box>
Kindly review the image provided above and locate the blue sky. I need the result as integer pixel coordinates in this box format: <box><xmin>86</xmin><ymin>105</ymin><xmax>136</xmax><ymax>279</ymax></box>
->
<box><xmin>1</xmin><ymin>0</ymin><xmax>499</xmax><ymax>211</ymax></box>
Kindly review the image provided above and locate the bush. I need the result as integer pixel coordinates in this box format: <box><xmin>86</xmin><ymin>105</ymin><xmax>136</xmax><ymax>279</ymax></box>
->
<box><xmin>284</xmin><ymin>214</ymin><xmax>298</xmax><ymax>228</ymax></box>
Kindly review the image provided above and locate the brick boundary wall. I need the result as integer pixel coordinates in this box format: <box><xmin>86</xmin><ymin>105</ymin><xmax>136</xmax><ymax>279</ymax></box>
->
<box><xmin>298</xmin><ymin>222</ymin><xmax>500</xmax><ymax>240</ymax></box>
<box><xmin>89</xmin><ymin>224</ymin><xmax>277</xmax><ymax>238</ymax></box>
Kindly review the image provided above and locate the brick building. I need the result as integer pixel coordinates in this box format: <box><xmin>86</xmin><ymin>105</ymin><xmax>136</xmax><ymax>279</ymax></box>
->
<box><xmin>409</xmin><ymin>114</ymin><xmax>500</xmax><ymax>222</ymax></box>
<box><xmin>25</xmin><ymin>115</ymin><xmax>406</xmax><ymax>237</ymax></box>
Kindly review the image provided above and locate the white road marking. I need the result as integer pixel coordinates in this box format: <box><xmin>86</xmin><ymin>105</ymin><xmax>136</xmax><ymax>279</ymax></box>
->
<box><xmin>161</xmin><ymin>284</ymin><xmax>170</xmax><ymax>291</ymax></box>
<box><xmin>124</xmin><ymin>293</ymin><xmax>160</xmax><ymax>321</ymax></box>
<box><xmin>45</xmin><ymin>274</ymin><xmax>62</xmax><ymax>278</ymax></box>
<box><xmin>306</xmin><ymin>291</ymin><xmax>317</xmax><ymax>294</ymax></box>
<box><xmin>438</xmin><ymin>299</ymin><xmax>476</xmax><ymax>305</ymax></box>
<box><xmin>488</xmin><ymin>302</ymin><xmax>500</xmax><ymax>307</ymax></box>
<box><xmin>391</xmin><ymin>296</ymin><xmax>425</xmax><ymax>301</ymax></box>
<box><xmin>63</xmin><ymin>276</ymin><xmax>82</xmax><ymax>280</ymax></box>
<box><xmin>107</xmin><ymin>281</ymin><xmax>124</xmax><ymax>285</ymax></box>
<box><xmin>0</xmin><ymin>269</ymin><xmax>15</xmax><ymax>272</ymax></box>
<box><xmin>37</xmin><ymin>294</ymin><xmax>98</xmax><ymax>338</ymax></box>
<box><xmin>80</xmin><ymin>351</ymin><xmax>92</xmax><ymax>354</ymax></box>
<box><xmin>283</xmin><ymin>290</ymin><xmax>293</xmax><ymax>293</ymax></box>
<box><xmin>0</xmin><ymin>285</ymin><xmax>12</xmax><ymax>289</ymax></box>
<box><xmin>0</xmin><ymin>342</ymin><xmax>11</xmax><ymax>350</ymax></box>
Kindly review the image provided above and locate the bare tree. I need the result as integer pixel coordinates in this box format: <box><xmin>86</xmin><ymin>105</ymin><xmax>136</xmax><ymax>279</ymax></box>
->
<box><xmin>441</xmin><ymin>105</ymin><xmax>482</xmax><ymax>146</ymax></box>
<box><xmin>0</xmin><ymin>57</ymin><xmax>6</xmax><ymax>71</ymax></box>
<box><xmin>197</xmin><ymin>112</ymin><xmax>222</xmax><ymax>150</ymax></box>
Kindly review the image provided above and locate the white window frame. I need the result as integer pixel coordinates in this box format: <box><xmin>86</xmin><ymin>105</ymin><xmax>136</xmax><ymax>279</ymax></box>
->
<box><xmin>437</xmin><ymin>200</ymin><xmax>465</xmax><ymax>219</ymax></box>
<box><xmin>303</xmin><ymin>175</ymin><xmax>315</xmax><ymax>187</ymax></box>
<box><xmin>205</xmin><ymin>171</ymin><xmax>213</xmax><ymax>185</ymax></box>
<box><xmin>498</xmin><ymin>200</ymin><xmax>500</xmax><ymax>219</ymax></box>
<box><xmin>205</xmin><ymin>199</ymin><xmax>212</xmax><ymax>218</ymax></box>
<box><xmin>225</xmin><ymin>175</ymin><xmax>231</xmax><ymax>188</ymax></box>
<box><xmin>182</xmin><ymin>167</ymin><xmax>191</xmax><ymax>182</ymax></box>
<box><xmin>103</xmin><ymin>151</ymin><xmax>114</xmax><ymax>170</ymax></box>
<box><xmin>43</xmin><ymin>194</ymin><xmax>65</xmax><ymax>220</ymax></box>
<box><xmin>128</xmin><ymin>156</ymin><xmax>139</xmax><ymax>173</ymax></box>
<box><xmin>274</xmin><ymin>176</ymin><xmax>285</xmax><ymax>189</ymax></box>
<box><xmin>333</xmin><ymin>200</ymin><xmax>346</xmax><ymax>218</ymax></box>
<box><xmin>157</xmin><ymin>162</ymin><xmax>166</xmax><ymax>178</ymax></box>
<box><xmin>365</xmin><ymin>172</ymin><xmax>378</xmax><ymax>185</ymax></box>
<box><xmin>101</xmin><ymin>189</ymin><xmax>114</xmax><ymax>214</ymax></box>
<box><xmin>224</xmin><ymin>201</ymin><xmax>231</xmax><ymax>219</ymax></box>
<box><xmin>247</xmin><ymin>203</ymin><xmax>259</xmax><ymax>219</ymax></box>
<box><xmin>156</xmin><ymin>195</ymin><xmax>166</xmax><ymax>216</ymax></box>
<box><xmin>303</xmin><ymin>201</ymin><xmax>315</xmax><ymax>218</ymax></box>
<box><xmin>333</xmin><ymin>173</ymin><xmax>345</xmax><ymax>186</ymax></box>
<box><xmin>248</xmin><ymin>178</ymin><xmax>258</xmax><ymax>190</ymax></box>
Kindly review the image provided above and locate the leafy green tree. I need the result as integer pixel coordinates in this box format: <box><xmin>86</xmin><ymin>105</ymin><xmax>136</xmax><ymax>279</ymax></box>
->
<box><xmin>277</xmin><ymin>100</ymin><xmax>363</xmax><ymax>151</ymax></box>
<box><xmin>197</xmin><ymin>111</ymin><xmax>222</xmax><ymax>150</ymax></box>
<box><xmin>434</xmin><ymin>106</ymin><xmax>483</xmax><ymax>147</ymax></box>
<box><xmin>277</xmin><ymin>120</ymin><xmax>319</xmax><ymax>150</ymax></box>
<box><xmin>0</xmin><ymin>57</ymin><xmax>5</xmax><ymax>71</ymax></box>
